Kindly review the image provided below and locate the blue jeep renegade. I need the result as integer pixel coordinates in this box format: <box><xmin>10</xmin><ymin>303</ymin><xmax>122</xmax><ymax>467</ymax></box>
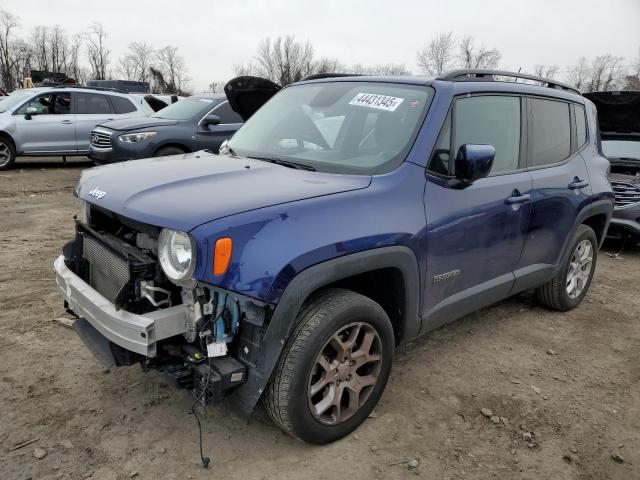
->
<box><xmin>54</xmin><ymin>70</ymin><xmax>614</xmax><ymax>445</ymax></box>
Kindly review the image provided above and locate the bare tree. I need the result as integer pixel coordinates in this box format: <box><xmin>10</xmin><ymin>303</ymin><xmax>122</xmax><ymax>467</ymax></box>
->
<box><xmin>587</xmin><ymin>54</ymin><xmax>624</xmax><ymax>91</ymax></box>
<box><xmin>533</xmin><ymin>64</ymin><xmax>559</xmax><ymax>79</ymax></box>
<box><xmin>85</xmin><ymin>22</ymin><xmax>109</xmax><ymax>80</ymax></box>
<box><xmin>351</xmin><ymin>62</ymin><xmax>411</xmax><ymax>76</ymax></box>
<box><xmin>566</xmin><ymin>57</ymin><xmax>590</xmax><ymax>91</ymax></box>
<box><xmin>313</xmin><ymin>56</ymin><xmax>344</xmax><ymax>75</ymax></box>
<box><xmin>118</xmin><ymin>42</ymin><xmax>154</xmax><ymax>82</ymax></box>
<box><xmin>253</xmin><ymin>35</ymin><xmax>315</xmax><ymax>85</ymax></box>
<box><xmin>0</xmin><ymin>8</ymin><xmax>20</xmax><ymax>90</ymax></box>
<box><xmin>458</xmin><ymin>35</ymin><xmax>501</xmax><ymax>69</ymax></box>
<box><xmin>30</xmin><ymin>25</ymin><xmax>49</xmax><ymax>71</ymax></box>
<box><xmin>417</xmin><ymin>31</ymin><xmax>455</xmax><ymax>75</ymax></box>
<box><xmin>156</xmin><ymin>46</ymin><xmax>190</xmax><ymax>94</ymax></box>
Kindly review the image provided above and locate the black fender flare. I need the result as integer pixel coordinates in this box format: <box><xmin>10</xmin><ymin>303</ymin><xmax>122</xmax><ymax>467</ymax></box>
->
<box><xmin>553</xmin><ymin>198</ymin><xmax>613</xmax><ymax>277</ymax></box>
<box><xmin>228</xmin><ymin>245</ymin><xmax>421</xmax><ymax>418</ymax></box>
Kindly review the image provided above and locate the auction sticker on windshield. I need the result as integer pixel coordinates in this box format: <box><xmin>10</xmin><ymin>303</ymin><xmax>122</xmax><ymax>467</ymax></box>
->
<box><xmin>349</xmin><ymin>93</ymin><xmax>404</xmax><ymax>111</ymax></box>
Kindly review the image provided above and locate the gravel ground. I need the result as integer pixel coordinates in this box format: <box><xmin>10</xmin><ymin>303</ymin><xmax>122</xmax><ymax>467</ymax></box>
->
<box><xmin>1</xmin><ymin>158</ymin><xmax>639</xmax><ymax>480</ymax></box>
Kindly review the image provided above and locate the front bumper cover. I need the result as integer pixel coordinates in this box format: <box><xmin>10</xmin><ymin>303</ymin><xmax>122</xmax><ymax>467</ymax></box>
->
<box><xmin>54</xmin><ymin>255</ymin><xmax>188</xmax><ymax>357</ymax></box>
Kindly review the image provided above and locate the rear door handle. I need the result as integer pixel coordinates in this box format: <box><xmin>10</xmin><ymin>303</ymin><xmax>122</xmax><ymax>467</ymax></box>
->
<box><xmin>60</xmin><ymin>120</ymin><xmax>73</xmax><ymax>124</ymax></box>
<box><xmin>568</xmin><ymin>177</ymin><xmax>589</xmax><ymax>190</ymax></box>
<box><xmin>505</xmin><ymin>190</ymin><xmax>531</xmax><ymax>205</ymax></box>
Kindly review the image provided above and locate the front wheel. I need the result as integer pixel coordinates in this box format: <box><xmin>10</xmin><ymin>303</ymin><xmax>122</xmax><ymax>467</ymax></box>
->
<box><xmin>154</xmin><ymin>146</ymin><xmax>187</xmax><ymax>157</ymax></box>
<box><xmin>536</xmin><ymin>224</ymin><xmax>598</xmax><ymax>311</ymax></box>
<box><xmin>0</xmin><ymin>136</ymin><xmax>16</xmax><ymax>170</ymax></box>
<box><xmin>264</xmin><ymin>288</ymin><xmax>394</xmax><ymax>444</ymax></box>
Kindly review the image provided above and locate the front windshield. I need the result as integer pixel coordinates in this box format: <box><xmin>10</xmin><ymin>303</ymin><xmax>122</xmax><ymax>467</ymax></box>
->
<box><xmin>602</xmin><ymin>139</ymin><xmax>640</xmax><ymax>159</ymax></box>
<box><xmin>152</xmin><ymin>97</ymin><xmax>219</xmax><ymax>120</ymax></box>
<box><xmin>227</xmin><ymin>81</ymin><xmax>433</xmax><ymax>174</ymax></box>
<box><xmin>0</xmin><ymin>89</ymin><xmax>35</xmax><ymax>113</ymax></box>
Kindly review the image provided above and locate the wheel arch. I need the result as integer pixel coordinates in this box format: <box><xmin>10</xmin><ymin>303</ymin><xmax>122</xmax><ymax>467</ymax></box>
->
<box><xmin>153</xmin><ymin>143</ymin><xmax>191</xmax><ymax>156</ymax></box>
<box><xmin>227</xmin><ymin>246</ymin><xmax>422</xmax><ymax>418</ymax></box>
<box><xmin>0</xmin><ymin>130</ymin><xmax>16</xmax><ymax>150</ymax></box>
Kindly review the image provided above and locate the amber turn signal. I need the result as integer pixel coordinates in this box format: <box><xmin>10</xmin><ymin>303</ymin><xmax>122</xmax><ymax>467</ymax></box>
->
<box><xmin>213</xmin><ymin>237</ymin><xmax>233</xmax><ymax>275</ymax></box>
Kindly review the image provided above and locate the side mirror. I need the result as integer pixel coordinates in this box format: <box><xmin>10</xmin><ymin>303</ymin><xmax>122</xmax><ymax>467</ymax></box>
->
<box><xmin>202</xmin><ymin>114</ymin><xmax>221</xmax><ymax>127</ymax></box>
<box><xmin>24</xmin><ymin>106</ymin><xmax>38</xmax><ymax>120</ymax></box>
<box><xmin>454</xmin><ymin>144</ymin><xmax>495</xmax><ymax>184</ymax></box>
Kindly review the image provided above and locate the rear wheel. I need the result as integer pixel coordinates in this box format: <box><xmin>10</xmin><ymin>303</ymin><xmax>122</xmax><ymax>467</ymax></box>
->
<box><xmin>0</xmin><ymin>136</ymin><xmax>16</xmax><ymax>170</ymax></box>
<box><xmin>265</xmin><ymin>288</ymin><xmax>394</xmax><ymax>444</ymax></box>
<box><xmin>536</xmin><ymin>224</ymin><xmax>598</xmax><ymax>311</ymax></box>
<box><xmin>154</xmin><ymin>146</ymin><xmax>187</xmax><ymax>157</ymax></box>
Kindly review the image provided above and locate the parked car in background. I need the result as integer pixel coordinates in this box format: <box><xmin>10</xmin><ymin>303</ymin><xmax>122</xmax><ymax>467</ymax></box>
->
<box><xmin>88</xmin><ymin>94</ymin><xmax>243</xmax><ymax>163</ymax></box>
<box><xmin>55</xmin><ymin>71</ymin><xmax>612</xmax><ymax>445</ymax></box>
<box><xmin>0</xmin><ymin>86</ymin><xmax>148</xmax><ymax>170</ymax></box>
<box><xmin>584</xmin><ymin>91</ymin><xmax>640</xmax><ymax>239</ymax></box>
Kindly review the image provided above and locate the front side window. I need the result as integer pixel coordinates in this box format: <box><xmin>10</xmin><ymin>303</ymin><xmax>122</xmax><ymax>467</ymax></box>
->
<box><xmin>75</xmin><ymin>93</ymin><xmax>113</xmax><ymax>114</ymax></box>
<box><xmin>227</xmin><ymin>82</ymin><xmax>433</xmax><ymax>174</ymax></box>
<box><xmin>16</xmin><ymin>92</ymin><xmax>71</xmax><ymax>115</ymax></box>
<box><xmin>212</xmin><ymin>101</ymin><xmax>243</xmax><ymax>124</ymax></box>
<box><xmin>450</xmin><ymin>95</ymin><xmax>521</xmax><ymax>174</ymax></box>
<box><xmin>530</xmin><ymin>98</ymin><xmax>571</xmax><ymax>167</ymax></box>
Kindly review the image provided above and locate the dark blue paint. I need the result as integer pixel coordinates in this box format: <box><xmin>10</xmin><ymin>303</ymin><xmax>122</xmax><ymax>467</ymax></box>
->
<box><xmin>76</xmin><ymin>76</ymin><xmax>613</xmax><ymax>340</ymax></box>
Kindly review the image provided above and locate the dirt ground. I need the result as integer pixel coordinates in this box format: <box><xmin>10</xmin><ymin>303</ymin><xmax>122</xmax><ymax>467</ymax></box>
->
<box><xmin>1</xmin><ymin>157</ymin><xmax>639</xmax><ymax>480</ymax></box>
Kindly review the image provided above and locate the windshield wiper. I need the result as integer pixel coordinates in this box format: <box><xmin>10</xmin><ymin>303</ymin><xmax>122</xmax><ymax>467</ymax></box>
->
<box><xmin>247</xmin><ymin>156</ymin><xmax>316</xmax><ymax>171</ymax></box>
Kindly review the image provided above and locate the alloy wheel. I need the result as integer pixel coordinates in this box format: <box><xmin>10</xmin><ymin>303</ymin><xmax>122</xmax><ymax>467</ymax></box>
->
<box><xmin>307</xmin><ymin>322</ymin><xmax>383</xmax><ymax>425</ymax></box>
<box><xmin>566</xmin><ymin>239</ymin><xmax>593</xmax><ymax>299</ymax></box>
<box><xmin>0</xmin><ymin>143</ymin><xmax>11</xmax><ymax>168</ymax></box>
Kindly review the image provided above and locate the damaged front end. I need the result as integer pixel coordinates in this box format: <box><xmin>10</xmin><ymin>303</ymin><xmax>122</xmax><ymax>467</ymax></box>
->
<box><xmin>54</xmin><ymin>202</ymin><xmax>269</xmax><ymax>407</ymax></box>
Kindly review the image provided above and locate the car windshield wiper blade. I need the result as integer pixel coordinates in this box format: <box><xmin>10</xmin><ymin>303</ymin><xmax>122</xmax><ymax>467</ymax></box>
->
<box><xmin>247</xmin><ymin>156</ymin><xmax>316</xmax><ymax>171</ymax></box>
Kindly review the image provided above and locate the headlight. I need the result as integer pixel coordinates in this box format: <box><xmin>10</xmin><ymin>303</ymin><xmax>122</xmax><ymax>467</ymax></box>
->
<box><xmin>158</xmin><ymin>228</ymin><xmax>196</xmax><ymax>284</ymax></box>
<box><xmin>118</xmin><ymin>132</ymin><xmax>157</xmax><ymax>143</ymax></box>
<box><xmin>77</xmin><ymin>199</ymin><xmax>90</xmax><ymax>225</ymax></box>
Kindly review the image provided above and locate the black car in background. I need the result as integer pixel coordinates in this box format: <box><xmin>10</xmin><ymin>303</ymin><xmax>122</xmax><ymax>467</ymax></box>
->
<box><xmin>584</xmin><ymin>91</ymin><xmax>640</xmax><ymax>239</ymax></box>
<box><xmin>88</xmin><ymin>94</ymin><xmax>243</xmax><ymax>163</ymax></box>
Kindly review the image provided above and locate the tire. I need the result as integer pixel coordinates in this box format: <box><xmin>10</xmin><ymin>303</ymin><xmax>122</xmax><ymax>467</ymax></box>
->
<box><xmin>0</xmin><ymin>136</ymin><xmax>16</xmax><ymax>170</ymax></box>
<box><xmin>154</xmin><ymin>146</ymin><xmax>186</xmax><ymax>157</ymax></box>
<box><xmin>536</xmin><ymin>224</ymin><xmax>598</xmax><ymax>311</ymax></box>
<box><xmin>265</xmin><ymin>288</ymin><xmax>394</xmax><ymax>444</ymax></box>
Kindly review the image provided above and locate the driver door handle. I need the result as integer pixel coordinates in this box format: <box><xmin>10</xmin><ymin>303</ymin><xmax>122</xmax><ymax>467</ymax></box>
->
<box><xmin>60</xmin><ymin>120</ymin><xmax>73</xmax><ymax>124</ymax></box>
<box><xmin>505</xmin><ymin>190</ymin><xmax>531</xmax><ymax>205</ymax></box>
<box><xmin>568</xmin><ymin>177</ymin><xmax>589</xmax><ymax>190</ymax></box>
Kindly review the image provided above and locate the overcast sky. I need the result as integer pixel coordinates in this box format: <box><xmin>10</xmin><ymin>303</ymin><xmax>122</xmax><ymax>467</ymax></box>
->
<box><xmin>2</xmin><ymin>0</ymin><xmax>639</xmax><ymax>91</ymax></box>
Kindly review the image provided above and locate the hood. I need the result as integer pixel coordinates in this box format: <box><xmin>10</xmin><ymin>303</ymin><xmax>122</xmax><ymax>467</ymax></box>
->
<box><xmin>76</xmin><ymin>151</ymin><xmax>371</xmax><ymax>231</ymax></box>
<box><xmin>97</xmin><ymin>116</ymin><xmax>179</xmax><ymax>132</ymax></box>
<box><xmin>584</xmin><ymin>91</ymin><xmax>640</xmax><ymax>135</ymax></box>
<box><xmin>224</xmin><ymin>76</ymin><xmax>281</xmax><ymax>121</ymax></box>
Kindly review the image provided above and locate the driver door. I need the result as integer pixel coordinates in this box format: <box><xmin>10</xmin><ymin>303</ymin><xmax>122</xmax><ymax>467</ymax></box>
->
<box><xmin>421</xmin><ymin>94</ymin><xmax>533</xmax><ymax>332</ymax></box>
<box><xmin>14</xmin><ymin>92</ymin><xmax>77</xmax><ymax>153</ymax></box>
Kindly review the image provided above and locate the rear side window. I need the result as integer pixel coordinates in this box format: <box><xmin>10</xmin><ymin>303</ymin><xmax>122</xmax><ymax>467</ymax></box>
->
<box><xmin>453</xmin><ymin>96</ymin><xmax>521</xmax><ymax>174</ymax></box>
<box><xmin>110</xmin><ymin>95</ymin><xmax>137</xmax><ymax>114</ymax></box>
<box><xmin>574</xmin><ymin>104</ymin><xmax>587</xmax><ymax>149</ymax></box>
<box><xmin>75</xmin><ymin>93</ymin><xmax>113</xmax><ymax>114</ymax></box>
<box><xmin>212</xmin><ymin>101</ymin><xmax>243</xmax><ymax>124</ymax></box>
<box><xmin>529</xmin><ymin>98</ymin><xmax>571</xmax><ymax>167</ymax></box>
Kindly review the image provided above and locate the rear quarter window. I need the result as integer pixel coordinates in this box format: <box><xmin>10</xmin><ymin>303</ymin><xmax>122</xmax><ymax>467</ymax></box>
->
<box><xmin>110</xmin><ymin>95</ymin><xmax>137</xmax><ymax>114</ymax></box>
<box><xmin>574</xmin><ymin>104</ymin><xmax>587</xmax><ymax>149</ymax></box>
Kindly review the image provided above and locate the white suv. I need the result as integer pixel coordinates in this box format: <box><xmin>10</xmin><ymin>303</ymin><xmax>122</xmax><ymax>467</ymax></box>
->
<box><xmin>0</xmin><ymin>86</ymin><xmax>150</xmax><ymax>170</ymax></box>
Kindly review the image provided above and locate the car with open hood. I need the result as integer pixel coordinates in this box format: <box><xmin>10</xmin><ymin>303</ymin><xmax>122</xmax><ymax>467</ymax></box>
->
<box><xmin>88</xmin><ymin>92</ymin><xmax>252</xmax><ymax>164</ymax></box>
<box><xmin>584</xmin><ymin>90</ymin><xmax>640</xmax><ymax>239</ymax></box>
<box><xmin>54</xmin><ymin>71</ymin><xmax>612</xmax><ymax>450</ymax></box>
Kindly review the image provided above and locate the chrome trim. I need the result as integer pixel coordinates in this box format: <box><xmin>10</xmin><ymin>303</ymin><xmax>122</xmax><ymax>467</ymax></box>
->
<box><xmin>54</xmin><ymin>255</ymin><xmax>188</xmax><ymax>357</ymax></box>
<box><xmin>610</xmin><ymin>180</ymin><xmax>640</xmax><ymax>209</ymax></box>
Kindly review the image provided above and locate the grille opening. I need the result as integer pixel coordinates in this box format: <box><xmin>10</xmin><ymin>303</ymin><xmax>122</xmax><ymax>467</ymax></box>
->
<box><xmin>610</xmin><ymin>181</ymin><xmax>640</xmax><ymax>207</ymax></box>
<box><xmin>90</xmin><ymin>129</ymin><xmax>112</xmax><ymax>149</ymax></box>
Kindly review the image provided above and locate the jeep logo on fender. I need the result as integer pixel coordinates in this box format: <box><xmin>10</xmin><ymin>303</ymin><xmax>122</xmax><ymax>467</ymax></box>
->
<box><xmin>88</xmin><ymin>187</ymin><xmax>107</xmax><ymax>200</ymax></box>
